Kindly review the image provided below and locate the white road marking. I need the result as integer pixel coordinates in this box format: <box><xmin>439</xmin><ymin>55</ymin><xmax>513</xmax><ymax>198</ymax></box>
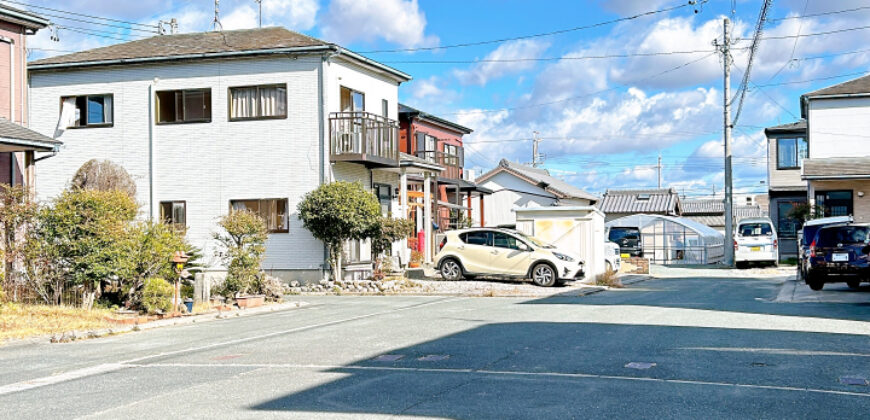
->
<box><xmin>126</xmin><ymin>362</ymin><xmax>870</xmax><ymax>398</ymax></box>
<box><xmin>0</xmin><ymin>297</ymin><xmax>464</xmax><ymax>397</ymax></box>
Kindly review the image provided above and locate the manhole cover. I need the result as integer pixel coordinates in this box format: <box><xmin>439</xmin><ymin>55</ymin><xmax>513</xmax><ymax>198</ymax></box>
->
<box><xmin>418</xmin><ymin>354</ymin><xmax>450</xmax><ymax>362</ymax></box>
<box><xmin>625</xmin><ymin>362</ymin><xmax>656</xmax><ymax>369</ymax></box>
<box><xmin>839</xmin><ymin>376</ymin><xmax>869</xmax><ymax>386</ymax></box>
<box><xmin>372</xmin><ymin>354</ymin><xmax>404</xmax><ymax>362</ymax></box>
<box><xmin>751</xmin><ymin>362</ymin><xmax>768</xmax><ymax>367</ymax></box>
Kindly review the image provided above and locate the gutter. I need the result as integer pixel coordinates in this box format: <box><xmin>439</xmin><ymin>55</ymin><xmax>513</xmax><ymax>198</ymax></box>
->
<box><xmin>0</xmin><ymin>136</ymin><xmax>60</xmax><ymax>151</ymax></box>
<box><xmin>802</xmin><ymin>174</ymin><xmax>870</xmax><ymax>180</ymax></box>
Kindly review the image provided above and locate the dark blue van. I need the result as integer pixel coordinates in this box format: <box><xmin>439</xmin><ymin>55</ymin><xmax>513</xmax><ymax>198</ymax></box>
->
<box><xmin>806</xmin><ymin>223</ymin><xmax>870</xmax><ymax>290</ymax></box>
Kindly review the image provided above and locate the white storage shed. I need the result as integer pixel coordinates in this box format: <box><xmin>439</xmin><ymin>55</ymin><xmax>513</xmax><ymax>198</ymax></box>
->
<box><xmin>514</xmin><ymin>206</ymin><xmax>607</xmax><ymax>279</ymax></box>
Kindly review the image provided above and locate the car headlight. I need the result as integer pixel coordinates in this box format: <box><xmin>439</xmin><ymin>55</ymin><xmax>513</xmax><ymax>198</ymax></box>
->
<box><xmin>553</xmin><ymin>252</ymin><xmax>574</xmax><ymax>262</ymax></box>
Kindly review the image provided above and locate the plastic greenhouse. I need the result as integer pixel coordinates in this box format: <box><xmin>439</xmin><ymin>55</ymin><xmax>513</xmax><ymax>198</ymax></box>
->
<box><xmin>606</xmin><ymin>214</ymin><xmax>725</xmax><ymax>265</ymax></box>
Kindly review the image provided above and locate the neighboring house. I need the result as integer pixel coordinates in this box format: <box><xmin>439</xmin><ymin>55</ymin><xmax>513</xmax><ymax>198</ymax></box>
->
<box><xmin>682</xmin><ymin>199</ymin><xmax>766</xmax><ymax>234</ymax></box>
<box><xmin>800</xmin><ymin>75</ymin><xmax>870</xmax><ymax>223</ymax></box>
<box><xmin>397</xmin><ymin>103</ymin><xmax>490</xmax><ymax>233</ymax></box>
<box><xmin>764</xmin><ymin>120</ymin><xmax>807</xmax><ymax>260</ymax></box>
<box><xmin>598</xmin><ymin>188</ymin><xmax>681</xmax><ymax>222</ymax></box>
<box><xmin>27</xmin><ymin>27</ymin><xmax>436</xmax><ymax>282</ymax></box>
<box><xmin>474</xmin><ymin>159</ymin><xmax>598</xmax><ymax>227</ymax></box>
<box><xmin>0</xmin><ymin>5</ymin><xmax>58</xmax><ymax>189</ymax></box>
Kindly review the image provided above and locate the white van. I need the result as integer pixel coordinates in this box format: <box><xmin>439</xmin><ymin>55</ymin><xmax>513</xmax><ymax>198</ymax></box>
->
<box><xmin>734</xmin><ymin>217</ymin><xmax>778</xmax><ymax>268</ymax></box>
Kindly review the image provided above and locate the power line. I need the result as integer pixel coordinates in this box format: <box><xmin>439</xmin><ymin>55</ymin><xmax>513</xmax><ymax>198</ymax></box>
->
<box><xmin>355</xmin><ymin>1</ymin><xmax>698</xmax><ymax>54</ymax></box>
<box><xmin>59</xmin><ymin>26</ymin><xmax>140</xmax><ymax>42</ymax></box>
<box><xmin>24</xmin><ymin>9</ymin><xmax>158</xmax><ymax>34</ymax></box>
<box><xmin>1</xmin><ymin>0</ymin><xmax>158</xmax><ymax>29</ymax></box>
<box><xmin>54</xmin><ymin>24</ymin><xmax>149</xmax><ymax>39</ymax></box>
<box><xmin>381</xmin><ymin>49</ymin><xmax>721</xmax><ymax>64</ymax></box>
<box><xmin>738</xmin><ymin>23</ymin><xmax>870</xmax><ymax>41</ymax></box>
<box><xmin>767</xmin><ymin>5</ymin><xmax>870</xmax><ymax>22</ymax></box>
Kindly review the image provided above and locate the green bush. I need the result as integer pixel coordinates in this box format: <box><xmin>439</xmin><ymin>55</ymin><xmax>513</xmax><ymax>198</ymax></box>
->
<box><xmin>141</xmin><ymin>277</ymin><xmax>174</xmax><ymax>314</ymax></box>
<box><xmin>214</xmin><ymin>210</ymin><xmax>268</xmax><ymax>298</ymax></box>
<box><xmin>117</xmin><ymin>221</ymin><xmax>190</xmax><ymax>307</ymax></box>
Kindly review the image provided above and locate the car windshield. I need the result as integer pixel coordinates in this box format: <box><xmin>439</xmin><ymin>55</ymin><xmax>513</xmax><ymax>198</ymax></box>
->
<box><xmin>514</xmin><ymin>232</ymin><xmax>554</xmax><ymax>249</ymax></box>
<box><xmin>738</xmin><ymin>223</ymin><xmax>772</xmax><ymax>237</ymax></box>
<box><xmin>609</xmin><ymin>228</ymin><xmax>639</xmax><ymax>241</ymax></box>
<box><xmin>817</xmin><ymin>226</ymin><xmax>869</xmax><ymax>246</ymax></box>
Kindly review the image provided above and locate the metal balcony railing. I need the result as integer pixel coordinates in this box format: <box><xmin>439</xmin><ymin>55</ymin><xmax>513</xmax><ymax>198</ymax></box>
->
<box><xmin>329</xmin><ymin>112</ymin><xmax>399</xmax><ymax>166</ymax></box>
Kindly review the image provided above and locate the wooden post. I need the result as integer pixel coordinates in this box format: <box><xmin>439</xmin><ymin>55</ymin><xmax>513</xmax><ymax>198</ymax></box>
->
<box><xmin>479</xmin><ymin>195</ymin><xmax>485</xmax><ymax>227</ymax></box>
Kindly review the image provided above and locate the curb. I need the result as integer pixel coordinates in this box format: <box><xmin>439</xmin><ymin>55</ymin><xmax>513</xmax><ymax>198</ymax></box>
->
<box><xmin>4</xmin><ymin>301</ymin><xmax>311</xmax><ymax>346</ymax></box>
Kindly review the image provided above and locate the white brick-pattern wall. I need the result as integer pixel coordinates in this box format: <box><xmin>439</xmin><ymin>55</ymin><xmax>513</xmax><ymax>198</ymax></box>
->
<box><xmin>29</xmin><ymin>55</ymin><xmax>401</xmax><ymax>271</ymax></box>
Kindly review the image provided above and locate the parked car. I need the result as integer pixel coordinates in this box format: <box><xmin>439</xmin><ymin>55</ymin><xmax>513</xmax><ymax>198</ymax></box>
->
<box><xmin>797</xmin><ymin>216</ymin><xmax>852</xmax><ymax>281</ymax></box>
<box><xmin>608</xmin><ymin>226</ymin><xmax>642</xmax><ymax>257</ymax></box>
<box><xmin>806</xmin><ymin>223</ymin><xmax>870</xmax><ymax>291</ymax></box>
<box><xmin>734</xmin><ymin>217</ymin><xmax>778</xmax><ymax>269</ymax></box>
<box><xmin>435</xmin><ymin>228</ymin><xmax>585</xmax><ymax>287</ymax></box>
<box><xmin>604</xmin><ymin>241</ymin><xmax>621</xmax><ymax>273</ymax></box>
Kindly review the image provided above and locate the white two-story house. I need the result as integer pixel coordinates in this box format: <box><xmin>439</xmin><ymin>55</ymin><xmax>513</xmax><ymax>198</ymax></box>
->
<box><xmin>800</xmin><ymin>75</ymin><xmax>870</xmax><ymax>223</ymax></box>
<box><xmin>27</xmin><ymin>27</ymin><xmax>441</xmax><ymax>282</ymax></box>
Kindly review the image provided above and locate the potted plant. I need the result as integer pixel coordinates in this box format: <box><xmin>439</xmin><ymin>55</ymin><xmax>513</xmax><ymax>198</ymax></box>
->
<box><xmin>409</xmin><ymin>250</ymin><xmax>423</xmax><ymax>268</ymax></box>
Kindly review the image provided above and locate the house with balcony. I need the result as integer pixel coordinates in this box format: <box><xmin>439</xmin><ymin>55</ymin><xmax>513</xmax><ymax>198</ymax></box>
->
<box><xmin>799</xmin><ymin>75</ymin><xmax>870</xmax><ymax>224</ymax></box>
<box><xmin>764</xmin><ymin>120</ymin><xmax>807</xmax><ymax>260</ymax></box>
<box><xmin>398</xmin><ymin>103</ymin><xmax>490</xmax><ymax>237</ymax></box>
<box><xmin>27</xmin><ymin>27</ymin><xmax>437</xmax><ymax>282</ymax></box>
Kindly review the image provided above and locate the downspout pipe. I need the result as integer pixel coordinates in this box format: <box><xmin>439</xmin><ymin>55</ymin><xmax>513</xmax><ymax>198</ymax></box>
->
<box><xmin>148</xmin><ymin>80</ymin><xmax>156</xmax><ymax>220</ymax></box>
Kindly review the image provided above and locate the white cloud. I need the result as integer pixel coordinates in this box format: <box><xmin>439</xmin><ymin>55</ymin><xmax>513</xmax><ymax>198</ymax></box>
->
<box><xmin>321</xmin><ymin>0</ymin><xmax>437</xmax><ymax>48</ymax></box>
<box><xmin>453</xmin><ymin>40</ymin><xmax>549</xmax><ymax>86</ymax></box>
<box><xmin>221</xmin><ymin>4</ymin><xmax>258</xmax><ymax>30</ymax></box>
<box><xmin>263</xmin><ymin>0</ymin><xmax>319</xmax><ymax>30</ymax></box>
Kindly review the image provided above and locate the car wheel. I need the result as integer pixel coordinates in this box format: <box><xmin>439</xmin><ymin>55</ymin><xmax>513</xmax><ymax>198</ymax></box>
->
<box><xmin>736</xmin><ymin>261</ymin><xmax>748</xmax><ymax>269</ymax></box>
<box><xmin>531</xmin><ymin>263</ymin><xmax>557</xmax><ymax>287</ymax></box>
<box><xmin>807</xmin><ymin>272</ymin><xmax>824</xmax><ymax>291</ymax></box>
<box><xmin>439</xmin><ymin>258</ymin><xmax>463</xmax><ymax>281</ymax></box>
<box><xmin>847</xmin><ymin>279</ymin><xmax>861</xmax><ymax>290</ymax></box>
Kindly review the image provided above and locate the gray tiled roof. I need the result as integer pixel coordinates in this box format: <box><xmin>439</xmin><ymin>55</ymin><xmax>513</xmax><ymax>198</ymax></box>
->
<box><xmin>0</xmin><ymin>118</ymin><xmax>60</xmax><ymax>151</ymax></box>
<box><xmin>684</xmin><ymin>205</ymin><xmax>766</xmax><ymax>228</ymax></box>
<box><xmin>804</xmin><ymin>73</ymin><xmax>870</xmax><ymax>97</ymax></box>
<box><xmin>803</xmin><ymin>157</ymin><xmax>870</xmax><ymax>178</ymax></box>
<box><xmin>31</xmin><ymin>27</ymin><xmax>329</xmax><ymax>67</ymax></box>
<box><xmin>477</xmin><ymin>159</ymin><xmax>598</xmax><ymax>202</ymax></box>
<box><xmin>682</xmin><ymin>199</ymin><xmax>723</xmax><ymax>214</ymax></box>
<box><xmin>398</xmin><ymin>103</ymin><xmax>473</xmax><ymax>134</ymax></box>
<box><xmin>0</xmin><ymin>4</ymin><xmax>49</xmax><ymax>29</ymax></box>
<box><xmin>764</xmin><ymin>120</ymin><xmax>806</xmax><ymax>135</ymax></box>
<box><xmin>598</xmin><ymin>188</ymin><xmax>680</xmax><ymax>215</ymax></box>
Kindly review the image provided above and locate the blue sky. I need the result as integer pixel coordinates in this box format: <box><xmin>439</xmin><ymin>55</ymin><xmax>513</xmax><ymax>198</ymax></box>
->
<box><xmin>17</xmin><ymin>0</ymin><xmax>870</xmax><ymax>198</ymax></box>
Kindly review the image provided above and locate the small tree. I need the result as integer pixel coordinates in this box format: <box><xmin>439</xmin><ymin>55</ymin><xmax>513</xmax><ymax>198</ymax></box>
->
<box><xmin>0</xmin><ymin>185</ymin><xmax>37</xmax><ymax>302</ymax></box>
<box><xmin>117</xmin><ymin>221</ymin><xmax>191</xmax><ymax>307</ymax></box>
<box><xmin>369</xmin><ymin>217</ymin><xmax>414</xmax><ymax>263</ymax></box>
<box><xmin>297</xmin><ymin>181</ymin><xmax>380</xmax><ymax>281</ymax></box>
<box><xmin>141</xmin><ymin>277</ymin><xmax>174</xmax><ymax>314</ymax></box>
<box><xmin>787</xmin><ymin>202</ymin><xmax>825</xmax><ymax>225</ymax></box>
<box><xmin>32</xmin><ymin>189</ymin><xmax>138</xmax><ymax>308</ymax></box>
<box><xmin>71</xmin><ymin>159</ymin><xmax>137</xmax><ymax>198</ymax></box>
<box><xmin>214</xmin><ymin>209</ymin><xmax>268</xmax><ymax>298</ymax></box>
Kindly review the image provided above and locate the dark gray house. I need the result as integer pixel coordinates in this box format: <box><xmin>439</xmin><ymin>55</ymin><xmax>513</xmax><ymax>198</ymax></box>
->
<box><xmin>598</xmin><ymin>188</ymin><xmax>681</xmax><ymax>222</ymax></box>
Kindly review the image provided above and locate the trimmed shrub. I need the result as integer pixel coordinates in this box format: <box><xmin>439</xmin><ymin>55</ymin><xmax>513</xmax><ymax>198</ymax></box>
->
<box><xmin>71</xmin><ymin>159</ymin><xmax>137</xmax><ymax>198</ymax></box>
<box><xmin>214</xmin><ymin>210</ymin><xmax>268</xmax><ymax>298</ymax></box>
<box><xmin>141</xmin><ymin>277</ymin><xmax>174</xmax><ymax>314</ymax></box>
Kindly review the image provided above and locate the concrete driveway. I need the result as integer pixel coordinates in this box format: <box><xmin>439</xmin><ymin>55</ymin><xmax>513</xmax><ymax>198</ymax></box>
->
<box><xmin>2</xmin><ymin>272</ymin><xmax>870</xmax><ymax>419</ymax></box>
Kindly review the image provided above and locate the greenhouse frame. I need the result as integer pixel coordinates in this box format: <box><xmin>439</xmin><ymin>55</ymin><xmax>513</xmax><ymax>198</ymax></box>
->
<box><xmin>606</xmin><ymin>214</ymin><xmax>725</xmax><ymax>265</ymax></box>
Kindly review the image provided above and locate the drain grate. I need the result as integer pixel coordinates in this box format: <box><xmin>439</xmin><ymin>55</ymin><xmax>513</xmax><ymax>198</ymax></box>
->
<box><xmin>372</xmin><ymin>354</ymin><xmax>404</xmax><ymax>362</ymax></box>
<box><xmin>625</xmin><ymin>362</ymin><xmax>656</xmax><ymax>370</ymax></box>
<box><xmin>418</xmin><ymin>354</ymin><xmax>450</xmax><ymax>362</ymax></box>
<box><xmin>751</xmin><ymin>362</ymin><xmax>768</xmax><ymax>367</ymax></box>
<box><xmin>839</xmin><ymin>376</ymin><xmax>869</xmax><ymax>386</ymax></box>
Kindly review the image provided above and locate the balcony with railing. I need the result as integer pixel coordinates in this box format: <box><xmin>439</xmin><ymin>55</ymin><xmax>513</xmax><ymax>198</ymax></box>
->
<box><xmin>416</xmin><ymin>150</ymin><xmax>461</xmax><ymax>179</ymax></box>
<box><xmin>329</xmin><ymin>112</ymin><xmax>399</xmax><ymax>167</ymax></box>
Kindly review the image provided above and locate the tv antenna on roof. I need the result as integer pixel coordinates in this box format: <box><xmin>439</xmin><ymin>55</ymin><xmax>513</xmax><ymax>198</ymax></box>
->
<box><xmin>213</xmin><ymin>0</ymin><xmax>223</xmax><ymax>31</ymax></box>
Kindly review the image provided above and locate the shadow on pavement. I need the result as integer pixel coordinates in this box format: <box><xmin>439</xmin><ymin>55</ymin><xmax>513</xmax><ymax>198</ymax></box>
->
<box><xmin>523</xmin><ymin>276</ymin><xmax>870</xmax><ymax>322</ymax></box>
<box><xmin>250</xmin><ymin>322</ymin><xmax>870</xmax><ymax>418</ymax></box>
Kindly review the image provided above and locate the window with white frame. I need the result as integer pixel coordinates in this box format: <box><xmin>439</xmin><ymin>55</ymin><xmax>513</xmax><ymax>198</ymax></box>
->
<box><xmin>229</xmin><ymin>84</ymin><xmax>287</xmax><ymax>120</ymax></box>
<box><xmin>60</xmin><ymin>94</ymin><xmax>113</xmax><ymax>128</ymax></box>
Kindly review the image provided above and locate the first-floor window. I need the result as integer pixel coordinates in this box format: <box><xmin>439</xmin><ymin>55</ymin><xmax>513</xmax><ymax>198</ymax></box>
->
<box><xmin>373</xmin><ymin>183</ymin><xmax>392</xmax><ymax>216</ymax></box>
<box><xmin>815</xmin><ymin>190</ymin><xmax>853</xmax><ymax>217</ymax></box>
<box><xmin>160</xmin><ymin>201</ymin><xmax>186</xmax><ymax>227</ymax></box>
<box><xmin>61</xmin><ymin>94</ymin><xmax>114</xmax><ymax>128</ymax></box>
<box><xmin>230</xmin><ymin>198</ymin><xmax>289</xmax><ymax>233</ymax></box>
<box><xmin>229</xmin><ymin>84</ymin><xmax>287</xmax><ymax>120</ymax></box>
<box><xmin>776</xmin><ymin>201</ymin><xmax>802</xmax><ymax>238</ymax></box>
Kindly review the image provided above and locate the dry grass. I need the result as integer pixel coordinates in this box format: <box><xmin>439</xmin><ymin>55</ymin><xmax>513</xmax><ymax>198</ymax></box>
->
<box><xmin>0</xmin><ymin>304</ymin><xmax>119</xmax><ymax>342</ymax></box>
<box><xmin>595</xmin><ymin>271</ymin><xmax>624</xmax><ymax>288</ymax></box>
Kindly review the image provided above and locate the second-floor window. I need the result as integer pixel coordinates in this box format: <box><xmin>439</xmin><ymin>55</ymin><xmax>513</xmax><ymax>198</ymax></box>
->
<box><xmin>230</xmin><ymin>198</ymin><xmax>289</xmax><ymax>233</ymax></box>
<box><xmin>61</xmin><ymin>94</ymin><xmax>113</xmax><ymax>128</ymax></box>
<box><xmin>156</xmin><ymin>88</ymin><xmax>212</xmax><ymax>124</ymax></box>
<box><xmin>340</xmin><ymin>86</ymin><xmax>364</xmax><ymax>112</ymax></box>
<box><xmin>416</xmin><ymin>133</ymin><xmax>437</xmax><ymax>161</ymax></box>
<box><xmin>443</xmin><ymin>144</ymin><xmax>464</xmax><ymax>167</ymax></box>
<box><xmin>229</xmin><ymin>84</ymin><xmax>287</xmax><ymax>120</ymax></box>
<box><xmin>776</xmin><ymin>137</ymin><xmax>807</xmax><ymax>169</ymax></box>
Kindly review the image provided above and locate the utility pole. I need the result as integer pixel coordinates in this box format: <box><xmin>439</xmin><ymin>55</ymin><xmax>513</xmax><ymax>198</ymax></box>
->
<box><xmin>531</xmin><ymin>131</ymin><xmax>543</xmax><ymax>167</ymax></box>
<box><xmin>657</xmin><ymin>153</ymin><xmax>663</xmax><ymax>188</ymax></box>
<box><xmin>715</xmin><ymin>18</ymin><xmax>735</xmax><ymax>266</ymax></box>
<box><xmin>255</xmin><ymin>0</ymin><xmax>262</xmax><ymax>28</ymax></box>
<box><xmin>213</xmin><ymin>0</ymin><xmax>223</xmax><ymax>31</ymax></box>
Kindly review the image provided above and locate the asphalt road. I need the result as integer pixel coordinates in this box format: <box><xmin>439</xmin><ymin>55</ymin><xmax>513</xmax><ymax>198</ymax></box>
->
<box><xmin>2</xmin><ymin>273</ymin><xmax>870</xmax><ymax>419</ymax></box>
